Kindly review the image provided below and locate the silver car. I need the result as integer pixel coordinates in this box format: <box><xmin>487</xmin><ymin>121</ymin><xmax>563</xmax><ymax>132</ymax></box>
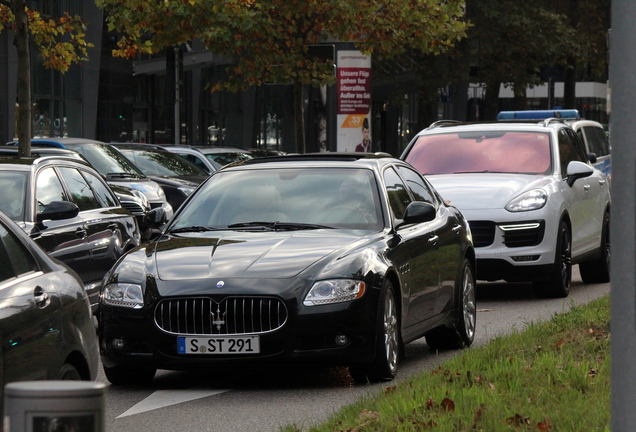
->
<box><xmin>401</xmin><ymin>116</ymin><xmax>611</xmax><ymax>298</ymax></box>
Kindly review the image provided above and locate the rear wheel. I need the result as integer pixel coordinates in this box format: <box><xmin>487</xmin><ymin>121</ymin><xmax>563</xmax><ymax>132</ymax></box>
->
<box><xmin>58</xmin><ymin>363</ymin><xmax>81</xmax><ymax>380</ymax></box>
<box><xmin>579</xmin><ymin>211</ymin><xmax>610</xmax><ymax>283</ymax></box>
<box><xmin>425</xmin><ymin>259</ymin><xmax>476</xmax><ymax>349</ymax></box>
<box><xmin>104</xmin><ymin>365</ymin><xmax>156</xmax><ymax>385</ymax></box>
<box><xmin>350</xmin><ymin>279</ymin><xmax>401</xmax><ymax>383</ymax></box>
<box><xmin>534</xmin><ymin>220</ymin><xmax>571</xmax><ymax>298</ymax></box>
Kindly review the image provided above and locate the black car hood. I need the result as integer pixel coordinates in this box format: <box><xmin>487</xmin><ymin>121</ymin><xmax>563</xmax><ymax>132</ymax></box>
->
<box><xmin>154</xmin><ymin>231</ymin><xmax>365</xmax><ymax>280</ymax></box>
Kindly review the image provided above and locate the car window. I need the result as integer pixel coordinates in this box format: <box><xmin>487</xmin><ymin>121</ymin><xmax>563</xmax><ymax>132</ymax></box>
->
<box><xmin>383</xmin><ymin>167</ymin><xmax>411</xmax><ymax>220</ymax></box>
<box><xmin>66</xmin><ymin>143</ymin><xmax>144</xmax><ymax>176</ymax></box>
<box><xmin>405</xmin><ymin>131</ymin><xmax>552</xmax><ymax>175</ymax></box>
<box><xmin>0</xmin><ymin>221</ymin><xmax>39</xmax><ymax>283</ymax></box>
<box><xmin>558</xmin><ymin>129</ymin><xmax>586</xmax><ymax>178</ymax></box>
<box><xmin>122</xmin><ymin>150</ymin><xmax>206</xmax><ymax>176</ymax></box>
<box><xmin>36</xmin><ymin>167</ymin><xmax>68</xmax><ymax>211</ymax></box>
<box><xmin>83</xmin><ymin>170</ymin><xmax>118</xmax><ymax>208</ymax></box>
<box><xmin>0</xmin><ymin>172</ymin><xmax>27</xmax><ymax>220</ymax></box>
<box><xmin>57</xmin><ymin>167</ymin><xmax>101</xmax><ymax>211</ymax></box>
<box><xmin>179</xmin><ymin>153</ymin><xmax>210</xmax><ymax>173</ymax></box>
<box><xmin>205</xmin><ymin>152</ymin><xmax>253</xmax><ymax>167</ymax></box>
<box><xmin>583</xmin><ymin>126</ymin><xmax>610</xmax><ymax>157</ymax></box>
<box><xmin>395</xmin><ymin>165</ymin><xmax>436</xmax><ymax>206</ymax></box>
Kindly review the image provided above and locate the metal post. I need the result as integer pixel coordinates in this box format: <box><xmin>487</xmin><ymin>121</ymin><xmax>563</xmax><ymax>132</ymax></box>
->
<box><xmin>174</xmin><ymin>46</ymin><xmax>180</xmax><ymax>145</ymax></box>
<box><xmin>611</xmin><ymin>1</ymin><xmax>636</xmax><ymax>430</ymax></box>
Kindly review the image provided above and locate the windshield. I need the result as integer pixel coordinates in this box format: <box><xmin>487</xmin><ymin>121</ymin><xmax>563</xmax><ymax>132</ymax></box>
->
<box><xmin>119</xmin><ymin>149</ymin><xmax>208</xmax><ymax>176</ymax></box>
<box><xmin>204</xmin><ymin>151</ymin><xmax>253</xmax><ymax>167</ymax></box>
<box><xmin>65</xmin><ymin>143</ymin><xmax>144</xmax><ymax>177</ymax></box>
<box><xmin>405</xmin><ymin>131</ymin><xmax>552</xmax><ymax>175</ymax></box>
<box><xmin>171</xmin><ymin>168</ymin><xmax>384</xmax><ymax>231</ymax></box>
<box><xmin>0</xmin><ymin>172</ymin><xmax>27</xmax><ymax>221</ymax></box>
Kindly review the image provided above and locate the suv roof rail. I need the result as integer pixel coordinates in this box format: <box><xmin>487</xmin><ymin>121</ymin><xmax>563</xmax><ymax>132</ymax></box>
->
<box><xmin>541</xmin><ymin>117</ymin><xmax>569</xmax><ymax>127</ymax></box>
<box><xmin>427</xmin><ymin>120</ymin><xmax>463</xmax><ymax>129</ymax></box>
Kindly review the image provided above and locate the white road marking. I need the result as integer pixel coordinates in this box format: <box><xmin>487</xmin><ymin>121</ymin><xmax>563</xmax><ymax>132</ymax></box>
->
<box><xmin>117</xmin><ymin>388</ymin><xmax>232</xmax><ymax>418</ymax></box>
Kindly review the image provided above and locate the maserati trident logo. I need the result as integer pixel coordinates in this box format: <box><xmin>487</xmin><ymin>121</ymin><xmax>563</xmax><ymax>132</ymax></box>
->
<box><xmin>211</xmin><ymin>304</ymin><xmax>226</xmax><ymax>331</ymax></box>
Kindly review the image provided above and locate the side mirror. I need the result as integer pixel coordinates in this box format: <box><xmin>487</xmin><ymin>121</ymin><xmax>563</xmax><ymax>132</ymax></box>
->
<box><xmin>587</xmin><ymin>152</ymin><xmax>597</xmax><ymax>164</ymax></box>
<box><xmin>36</xmin><ymin>201</ymin><xmax>79</xmax><ymax>223</ymax></box>
<box><xmin>141</xmin><ymin>208</ymin><xmax>166</xmax><ymax>241</ymax></box>
<box><xmin>401</xmin><ymin>201</ymin><xmax>436</xmax><ymax>225</ymax></box>
<box><xmin>566</xmin><ymin>161</ymin><xmax>594</xmax><ymax>187</ymax></box>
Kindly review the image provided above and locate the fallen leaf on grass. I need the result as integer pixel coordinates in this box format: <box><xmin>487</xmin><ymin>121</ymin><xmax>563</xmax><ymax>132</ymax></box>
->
<box><xmin>506</xmin><ymin>413</ymin><xmax>530</xmax><ymax>427</ymax></box>
<box><xmin>537</xmin><ymin>416</ymin><xmax>552</xmax><ymax>431</ymax></box>
<box><xmin>441</xmin><ymin>398</ymin><xmax>455</xmax><ymax>412</ymax></box>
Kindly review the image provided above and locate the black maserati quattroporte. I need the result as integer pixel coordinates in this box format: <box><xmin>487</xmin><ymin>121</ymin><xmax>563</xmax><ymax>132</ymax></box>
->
<box><xmin>98</xmin><ymin>153</ymin><xmax>476</xmax><ymax>384</ymax></box>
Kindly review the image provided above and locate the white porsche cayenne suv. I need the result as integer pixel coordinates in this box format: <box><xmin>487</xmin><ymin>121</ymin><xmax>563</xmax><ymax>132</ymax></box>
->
<box><xmin>401</xmin><ymin>115</ymin><xmax>610</xmax><ymax>298</ymax></box>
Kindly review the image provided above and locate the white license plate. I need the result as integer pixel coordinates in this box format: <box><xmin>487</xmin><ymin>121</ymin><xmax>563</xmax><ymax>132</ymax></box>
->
<box><xmin>177</xmin><ymin>336</ymin><xmax>260</xmax><ymax>354</ymax></box>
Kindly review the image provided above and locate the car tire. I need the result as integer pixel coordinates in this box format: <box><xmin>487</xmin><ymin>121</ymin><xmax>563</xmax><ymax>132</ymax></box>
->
<box><xmin>104</xmin><ymin>365</ymin><xmax>156</xmax><ymax>385</ymax></box>
<box><xmin>350</xmin><ymin>279</ymin><xmax>401</xmax><ymax>383</ymax></box>
<box><xmin>58</xmin><ymin>363</ymin><xmax>82</xmax><ymax>380</ymax></box>
<box><xmin>579</xmin><ymin>211</ymin><xmax>610</xmax><ymax>284</ymax></box>
<box><xmin>534</xmin><ymin>220</ymin><xmax>571</xmax><ymax>298</ymax></box>
<box><xmin>425</xmin><ymin>258</ymin><xmax>476</xmax><ymax>350</ymax></box>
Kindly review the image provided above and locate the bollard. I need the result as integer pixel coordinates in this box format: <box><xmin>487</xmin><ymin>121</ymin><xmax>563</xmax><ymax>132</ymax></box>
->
<box><xmin>3</xmin><ymin>381</ymin><xmax>106</xmax><ymax>432</ymax></box>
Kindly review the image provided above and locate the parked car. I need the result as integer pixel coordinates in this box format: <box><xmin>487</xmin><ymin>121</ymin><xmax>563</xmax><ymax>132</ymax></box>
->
<box><xmin>161</xmin><ymin>145</ymin><xmax>223</xmax><ymax>174</ymax></box>
<box><xmin>0</xmin><ymin>153</ymin><xmax>140</xmax><ymax>310</ymax></box>
<box><xmin>5</xmin><ymin>138</ymin><xmax>174</xmax><ymax>223</ymax></box>
<box><xmin>111</xmin><ymin>143</ymin><xmax>209</xmax><ymax>210</ymax></box>
<box><xmin>0</xmin><ymin>146</ymin><xmax>154</xmax><ymax>229</ymax></box>
<box><xmin>401</xmin><ymin>116</ymin><xmax>611</xmax><ymax>298</ymax></box>
<box><xmin>0</xmin><ymin>208</ymin><xmax>99</xmax><ymax>405</ymax></box>
<box><xmin>98</xmin><ymin>153</ymin><xmax>476</xmax><ymax>385</ymax></box>
<box><xmin>497</xmin><ymin>110</ymin><xmax>611</xmax><ymax>179</ymax></box>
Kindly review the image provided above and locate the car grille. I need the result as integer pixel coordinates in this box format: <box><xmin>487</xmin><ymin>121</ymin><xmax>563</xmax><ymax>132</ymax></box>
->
<box><xmin>468</xmin><ymin>221</ymin><xmax>496</xmax><ymax>247</ymax></box>
<box><xmin>500</xmin><ymin>221</ymin><xmax>545</xmax><ymax>248</ymax></box>
<box><xmin>120</xmin><ymin>201</ymin><xmax>146</xmax><ymax>216</ymax></box>
<box><xmin>154</xmin><ymin>296</ymin><xmax>288</xmax><ymax>336</ymax></box>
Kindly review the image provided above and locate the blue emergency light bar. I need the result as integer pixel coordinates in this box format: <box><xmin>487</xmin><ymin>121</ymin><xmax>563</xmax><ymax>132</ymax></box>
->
<box><xmin>496</xmin><ymin>109</ymin><xmax>580</xmax><ymax>120</ymax></box>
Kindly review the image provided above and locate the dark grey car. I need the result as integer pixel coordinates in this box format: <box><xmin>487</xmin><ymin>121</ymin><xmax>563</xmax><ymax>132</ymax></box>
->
<box><xmin>0</xmin><ymin>210</ymin><xmax>99</xmax><ymax>406</ymax></box>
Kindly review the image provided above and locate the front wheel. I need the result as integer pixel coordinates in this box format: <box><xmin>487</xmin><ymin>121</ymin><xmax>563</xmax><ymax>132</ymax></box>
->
<box><xmin>534</xmin><ymin>220</ymin><xmax>571</xmax><ymax>298</ymax></box>
<box><xmin>350</xmin><ymin>279</ymin><xmax>401</xmax><ymax>383</ymax></box>
<box><xmin>425</xmin><ymin>258</ymin><xmax>476</xmax><ymax>350</ymax></box>
<box><xmin>58</xmin><ymin>363</ymin><xmax>81</xmax><ymax>380</ymax></box>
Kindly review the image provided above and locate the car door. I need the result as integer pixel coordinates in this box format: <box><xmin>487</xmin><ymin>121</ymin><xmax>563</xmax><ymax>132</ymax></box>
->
<box><xmin>32</xmin><ymin>166</ymin><xmax>90</xmax><ymax>280</ymax></box>
<box><xmin>383</xmin><ymin>167</ymin><xmax>438</xmax><ymax>331</ymax></box>
<box><xmin>557</xmin><ymin>128</ymin><xmax>605</xmax><ymax>256</ymax></box>
<box><xmin>396</xmin><ymin>165</ymin><xmax>463</xmax><ymax>315</ymax></box>
<box><xmin>56</xmin><ymin>166</ymin><xmax>130</xmax><ymax>299</ymax></box>
<box><xmin>0</xmin><ymin>219</ymin><xmax>62</xmax><ymax>390</ymax></box>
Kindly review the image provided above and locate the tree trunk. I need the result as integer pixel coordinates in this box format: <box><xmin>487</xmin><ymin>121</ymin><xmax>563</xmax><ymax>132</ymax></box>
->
<box><xmin>513</xmin><ymin>83</ymin><xmax>527</xmax><ymax>110</ymax></box>
<box><xmin>14</xmin><ymin>0</ymin><xmax>32</xmax><ymax>157</ymax></box>
<box><xmin>483</xmin><ymin>79</ymin><xmax>501</xmax><ymax>121</ymax></box>
<box><xmin>563</xmin><ymin>56</ymin><xmax>577</xmax><ymax>109</ymax></box>
<box><xmin>293</xmin><ymin>81</ymin><xmax>306</xmax><ymax>154</ymax></box>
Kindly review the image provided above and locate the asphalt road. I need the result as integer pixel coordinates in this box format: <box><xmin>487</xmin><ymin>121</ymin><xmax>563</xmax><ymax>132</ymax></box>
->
<box><xmin>100</xmin><ymin>267</ymin><xmax>609</xmax><ymax>432</ymax></box>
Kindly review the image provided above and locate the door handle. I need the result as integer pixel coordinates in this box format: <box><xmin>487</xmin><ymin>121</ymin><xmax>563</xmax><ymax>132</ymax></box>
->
<box><xmin>452</xmin><ymin>225</ymin><xmax>461</xmax><ymax>233</ymax></box>
<box><xmin>34</xmin><ymin>286</ymin><xmax>51</xmax><ymax>309</ymax></box>
<box><xmin>75</xmin><ymin>228</ymin><xmax>87</xmax><ymax>238</ymax></box>
<box><xmin>583</xmin><ymin>184</ymin><xmax>591</xmax><ymax>192</ymax></box>
<box><xmin>599</xmin><ymin>179</ymin><xmax>606</xmax><ymax>187</ymax></box>
<box><xmin>108</xmin><ymin>223</ymin><xmax>119</xmax><ymax>231</ymax></box>
<box><xmin>428</xmin><ymin>235</ymin><xmax>439</xmax><ymax>244</ymax></box>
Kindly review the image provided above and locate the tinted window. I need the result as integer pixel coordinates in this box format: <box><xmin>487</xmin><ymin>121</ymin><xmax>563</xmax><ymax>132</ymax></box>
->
<box><xmin>83</xmin><ymin>170</ymin><xmax>118</xmax><ymax>207</ymax></box>
<box><xmin>36</xmin><ymin>168</ymin><xmax>67</xmax><ymax>211</ymax></box>
<box><xmin>58</xmin><ymin>167</ymin><xmax>101</xmax><ymax>211</ymax></box>
<box><xmin>66</xmin><ymin>143</ymin><xmax>144</xmax><ymax>176</ymax></box>
<box><xmin>584</xmin><ymin>126</ymin><xmax>610</xmax><ymax>157</ymax></box>
<box><xmin>558</xmin><ymin>129</ymin><xmax>586</xmax><ymax>178</ymax></box>
<box><xmin>0</xmin><ymin>222</ymin><xmax>38</xmax><ymax>283</ymax></box>
<box><xmin>383</xmin><ymin>167</ymin><xmax>411</xmax><ymax>220</ymax></box>
<box><xmin>405</xmin><ymin>131</ymin><xmax>552</xmax><ymax>175</ymax></box>
<box><xmin>0</xmin><ymin>172</ymin><xmax>27</xmax><ymax>220</ymax></box>
<box><xmin>121</xmin><ymin>150</ymin><xmax>206</xmax><ymax>176</ymax></box>
<box><xmin>396</xmin><ymin>166</ymin><xmax>436</xmax><ymax>206</ymax></box>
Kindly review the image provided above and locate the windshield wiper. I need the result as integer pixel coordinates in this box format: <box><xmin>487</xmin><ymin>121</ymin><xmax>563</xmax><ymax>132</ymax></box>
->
<box><xmin>106</xmin><ymin>172</ymin><xmax>145</xmax><ymax>179</ymax></box>
<box><xmin>227</xmin><ymin>221</ymin><xmax>335</xmax><ymax>231</ymax></box>
<box><xmin>169</xmin><ymin>226</ymin><xmax>222</xmax><ymax>233</ymax></box>
<box><xmin>453</xmin><ymin>170</ymin><xmax>507</xmax><ymax>174</ymax></box>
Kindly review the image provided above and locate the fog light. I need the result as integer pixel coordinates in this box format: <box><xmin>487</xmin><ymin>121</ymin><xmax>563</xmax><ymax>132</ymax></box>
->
<box><xmin>335</xmin><ymin>335</ymin><xmax>349</xmax><ymax>346</ymax></box>
<box><xmin>111</xmin><ymin>338</ymin><xmax>125</xmax><ymax>349</ymax></box>
<box><xmin>511</xmin><ymin>255</ymin><xmax>540</xmax><ymax>262</ymax></box>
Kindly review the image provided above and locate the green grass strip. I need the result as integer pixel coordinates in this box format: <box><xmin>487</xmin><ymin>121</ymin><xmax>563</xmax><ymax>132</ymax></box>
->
<box><xmin>282</xmin><ymin>295</ymin><xmax>610</xmax><ymax>432</ymax></box>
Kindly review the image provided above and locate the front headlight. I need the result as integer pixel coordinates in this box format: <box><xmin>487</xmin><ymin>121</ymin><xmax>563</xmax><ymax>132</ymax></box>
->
<box><xmin>303</xmin><ymin>279</ymin><xmax>365</xmax><ymax>306</ymax></box>
<box><xmin>102</xmin><ymin>283</ymin><xmax>144</xmax><ymax>309</ymax></box>
<box><xmin>505</xmin><ymin>189</ymin><xmax>547</xmax><ymax>212</ymax></box>
<box><xmin>178</xmin><ymin>185</ymin><xmax>196</xmax><ymax>196</ymax></box>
